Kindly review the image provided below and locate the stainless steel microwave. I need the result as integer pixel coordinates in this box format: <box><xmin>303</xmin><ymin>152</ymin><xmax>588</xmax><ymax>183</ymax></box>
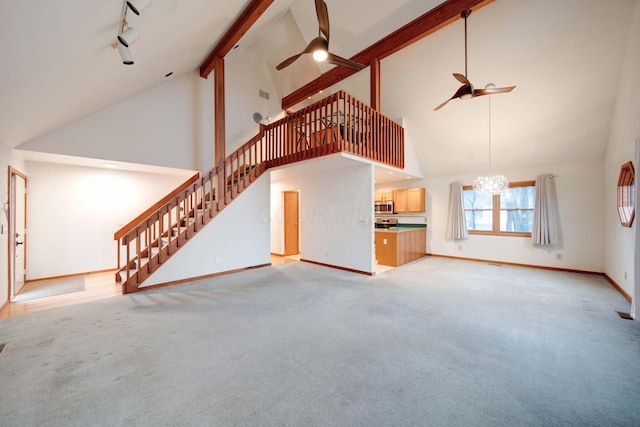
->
<box><xmin>375</xmin><ymin>201</ymin><xmax>394</xmax><ymax>214</ymax></box>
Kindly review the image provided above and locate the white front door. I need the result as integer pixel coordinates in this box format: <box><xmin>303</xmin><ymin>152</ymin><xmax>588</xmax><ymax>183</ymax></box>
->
<box><xmin>9</xmin><ymin>168</ymin><xmax>27</xmax><ymax>299</ymax></box>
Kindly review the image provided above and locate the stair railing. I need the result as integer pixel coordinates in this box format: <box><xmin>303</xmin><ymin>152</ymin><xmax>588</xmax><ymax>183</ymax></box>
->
<box><xmin>115</xmin><ymin>91</ymin><xmax>404</xmax><ymax>293</ymax></box>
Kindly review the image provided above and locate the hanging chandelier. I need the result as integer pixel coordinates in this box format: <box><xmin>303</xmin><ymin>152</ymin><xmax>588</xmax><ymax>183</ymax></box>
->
<box><xmin>473</xmin><ymin>84</ymin><xmax>508</xmax><ymax>195</ymax></box>
<box><xmin>473</xmin><ymin>174</ymin><xmax>509</xmax><ymax>195</ymax></box>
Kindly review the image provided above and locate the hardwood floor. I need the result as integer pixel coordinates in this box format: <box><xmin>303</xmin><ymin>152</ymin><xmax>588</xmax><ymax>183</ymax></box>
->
<box><xmin>1</xmin><ymin>254</ymin><xmax>377</xmax><ymax>318</ymax></box>
<box><xmin>0</xmin><ymin>271</ymin><xmax>122</xmax><ymax>319</ymax></box>
<box><xmin>270</xmin><ymin>253</ymin><xmax>300</xmax><ymax>265</ymax></box>
<box><xmin>2</xmin><ymin>259</ymin><xmax>294</xmax><ymax>319</ymax></box>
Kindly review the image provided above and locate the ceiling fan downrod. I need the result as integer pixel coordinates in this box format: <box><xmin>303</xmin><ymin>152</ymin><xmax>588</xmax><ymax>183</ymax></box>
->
<box><xmin>462</xmin><ymin>9</ymin><xmax>471</xmax><ymax>79</ymax></box>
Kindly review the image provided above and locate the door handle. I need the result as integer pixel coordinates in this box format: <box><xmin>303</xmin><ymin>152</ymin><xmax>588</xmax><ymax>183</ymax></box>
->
<box><xmin>16</xmin><ymin>241</ymin><xmax>23</xmax><ymax>246</ymax></box>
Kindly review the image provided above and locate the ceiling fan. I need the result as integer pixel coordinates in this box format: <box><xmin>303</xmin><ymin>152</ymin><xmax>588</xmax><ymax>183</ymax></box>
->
<box><xmin>276</xmin><ymin>0</ymin><xmax>366</xmax><ymax>72</ymax></box>
<box><xmin>434</xmin><ymin>9</ymin><xmax>515</xmax><ymax>111</ymax></box>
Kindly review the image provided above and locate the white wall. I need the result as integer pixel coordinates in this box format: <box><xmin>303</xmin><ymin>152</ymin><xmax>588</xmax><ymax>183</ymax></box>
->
<box><xmin>17</xmin><ymin>72</ymin><xmax>214</xmax><ymax>173</ymax></box>
<box><xmin>330</xmin><ymin>70</ymin><xmax>370</xmax><ymax>106</ymax></box>
<box><xmin>0</xmin><ymin>141</ymin><xmax>26</xmax><ymax>306</ymax></box>
<box><xmin>142</xmin><ymin>174</ymin><xmax>271</xmax><ymax>287</ymax></box>
<box><xmin>271</xmin><ymin>160</ymin><xmax>375</xmax><ymax>274</ymax></box>
<box><xmin>378</xmin><ymin>161</ymin><xmax>604</xmax><ymax>272</ymax></box>
<box><xmin>225</xmin><ymin>49</ymin><xmax>284</xmax><ymax>154</ymax></box>
<box><xmin>604</xmin><ymin>0</ymin><xmax>640</xmax><ymax>307</ymax></box>
<box><xmin>26</xmin><ymin>162</ymin><xmax>195</xmax><ymax>280</ymax></box>
<box><xmin>270</xmin><ymin>180</ymin><xmax>287</xmax><ymax>256</ymax></box>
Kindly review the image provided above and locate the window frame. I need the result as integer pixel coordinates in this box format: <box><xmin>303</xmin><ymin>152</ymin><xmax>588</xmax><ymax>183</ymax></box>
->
<box><xmin>617</xmin><ymin>161</ymin><xmax>635</xmax><ymax>227</ymax></box>
<box><xmin>463</xmin><ymin>180</ymin><xmax>535</xmax><ymax>237</ymax></box>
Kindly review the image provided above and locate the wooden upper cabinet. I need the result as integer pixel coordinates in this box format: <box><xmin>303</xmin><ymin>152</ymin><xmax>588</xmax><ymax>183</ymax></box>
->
<box><xmin>375</xmin><ymin>191</ymin><xmax>393</xmax><ymax>202</ymax></box>
<box><xmin>392</xmin><ymin>187</ymin><xmax>425</xmax><ymax>213</ymax></box>
<box><xmin>377</xmin><ymin>187</ymin><xmax>425</xmax><ymax>213</ymax></box>
<box><xmin>393</xmin><ymin>189</ymin><xmax>408</xmax><ymax>212</ymax></box>
<box><xmin>407</xmin><ymin>188</ymin><xmax>425</xmax><ymax>213</ymax></box>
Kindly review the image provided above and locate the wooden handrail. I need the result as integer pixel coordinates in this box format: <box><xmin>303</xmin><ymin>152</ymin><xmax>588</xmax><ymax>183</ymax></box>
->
<box><xmin>262</xmin><ymin>91</ymin><xmax>404</xmax><ymax>169</ymax></box>
<box><xmin>115</xmin><ymin>91</ymin><xmax>403</xmax><ymax>293</ymax></box>
<box><xmin>114</xmin><ymin>172</ymin><xmax>200</xmax><ymax>241</ymax></box>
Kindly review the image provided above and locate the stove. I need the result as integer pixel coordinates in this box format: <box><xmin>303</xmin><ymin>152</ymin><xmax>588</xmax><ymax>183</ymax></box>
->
<box><xmin>374</xmin><ymin>217</ymin><xmax>398</xmax><ymax>229</ymax></box>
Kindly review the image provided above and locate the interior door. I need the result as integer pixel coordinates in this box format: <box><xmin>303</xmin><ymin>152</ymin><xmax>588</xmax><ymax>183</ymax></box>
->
<box><xmin>283</xmin><ymin>191</ymin><xmax>299</xmax><ymax>256</ymax></box>
<box><xmin>9</xmin><ymin>167</ymin><xmax>27</xmax><ymax>299</ymax></box>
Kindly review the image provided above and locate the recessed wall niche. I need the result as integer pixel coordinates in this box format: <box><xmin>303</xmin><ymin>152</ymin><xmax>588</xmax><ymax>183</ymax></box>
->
<box><xmin>617</xmin><ymin>161</ymin><xmax>635</xmax><ymax>227</ymax></box>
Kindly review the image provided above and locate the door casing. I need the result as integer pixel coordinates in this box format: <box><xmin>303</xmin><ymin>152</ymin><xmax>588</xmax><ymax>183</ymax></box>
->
<box><xmin>8</xmin><ymin>167</ymin><xmax>27</xmax><ymax>301</ymax></box>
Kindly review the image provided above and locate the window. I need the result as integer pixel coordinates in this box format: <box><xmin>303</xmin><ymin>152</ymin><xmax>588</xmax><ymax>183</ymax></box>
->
<box><xmin>463</xmin><ymin>181</ymin><xmax>536</xmax><ymax>236</ymax></box>
<box><xmin>617</xmin><ymin>161</ymin><xmax>635</xmax><ymax>227</ymax></box>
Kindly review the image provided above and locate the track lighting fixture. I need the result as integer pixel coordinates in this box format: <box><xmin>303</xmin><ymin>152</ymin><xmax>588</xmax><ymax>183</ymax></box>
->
<box><xmin>117</xmin><ymin>43</ymin><xmax>134</xmax><ymax>65</ymax></box>
<box><xmin>111</xmin><ymin>0</ymin><xmax>151</xmax><ymax>65</ymax></box>
<box><xmin>126</xmin><ymin>0</ymin><xmax>152</xmax><ymax>16</ymax></box>
<box><xmin>118</xmin><ymin>27</ymin><xmax>140</xmax><ymax>48</ymax></box>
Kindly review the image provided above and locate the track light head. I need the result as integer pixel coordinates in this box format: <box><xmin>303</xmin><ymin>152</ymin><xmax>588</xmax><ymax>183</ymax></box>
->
<box><xmin>117</xmin><ymin>43</ymin><xmax>134</xmax><ymax>65</ymax></box>
<box><xmin>126</xmin><ymin>0</ymin><xmax>151</xmax><ymax>16</ymax></box>
<box><xmin>117</xmin><ymin>27</ymin><xmax>139</xmax><ymax>48</ymax></box>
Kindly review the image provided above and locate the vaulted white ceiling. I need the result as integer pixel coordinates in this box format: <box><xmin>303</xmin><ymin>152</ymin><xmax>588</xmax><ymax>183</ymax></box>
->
<box><xmin>1</xmin><ymin>0</ymin><xmax>637</xmax><ymax>178</ymax></box>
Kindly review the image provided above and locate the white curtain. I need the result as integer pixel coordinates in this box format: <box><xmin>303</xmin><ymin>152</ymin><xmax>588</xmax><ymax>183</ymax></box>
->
<box><xmin>632</xmin><ymin>138</ymin><xmax>639</xmax><ymax>320</ymax></box>
<box><xmin>446</xmin><ymin>182</ymin><xmax>468</xmax><ymax>240</ymax></box>
<box><xmin>532</xmin><ymin>174</ymin><xmax>559</xmax><ymax>245</ymax></box>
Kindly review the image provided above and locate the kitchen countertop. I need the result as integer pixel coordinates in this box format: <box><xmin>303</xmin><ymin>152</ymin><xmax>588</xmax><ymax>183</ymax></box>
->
<box><xmin>375</xmin><ymin>226</ymin><xmax>426</xmax><ymax>233</ymax></box>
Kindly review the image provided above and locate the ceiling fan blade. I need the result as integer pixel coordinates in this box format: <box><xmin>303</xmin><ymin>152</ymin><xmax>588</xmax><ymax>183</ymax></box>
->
<box><xmin>473</xmin><ymin>85</ymin><xmax>517</xmax><ymax>97</ymax></box>
<box><xmin>434</xmin><ymin>98</ymin><xmax>453</xmax><ymax>111</ymax></box>
<box><xmin>276</xmin><ymin>53</ymin><xmax>303</xmax><ymax>70</ymax></box>
<box><xmin>433</xmin><ymin>85</ymin><xmax>473</xmax><ymax>111</ymax></box>
<box><xmin>315</xmin><ymin>0</ymin><xmax>330</xmax><ymax>43</ymax></box>
<box><xmin>453</xmin><ymin>73</ymin><xmax>471</xmax><ymax>85</ymax></box>
<box><xmin>327</xmin><ymin>53</ymin><xmax>366</xmax><ymax>71</ymax></box>
<box><xmin>276</xmin><ymin>37</ymin><xmax>321</xmax><ymax>70</ymax></box>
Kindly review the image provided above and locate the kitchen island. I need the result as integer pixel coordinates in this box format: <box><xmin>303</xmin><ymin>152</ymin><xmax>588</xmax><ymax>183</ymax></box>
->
<box><xmin>375</xmin><ymin>226</ymin><xmax>426</xmax><ymax>267</ymax></box>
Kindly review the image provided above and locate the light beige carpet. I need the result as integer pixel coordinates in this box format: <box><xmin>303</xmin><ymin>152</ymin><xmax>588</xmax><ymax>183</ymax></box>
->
<box><xmin>0</xmin><ymin>258</ymin><xmax>638</xmax><ymax>426</ymax></box>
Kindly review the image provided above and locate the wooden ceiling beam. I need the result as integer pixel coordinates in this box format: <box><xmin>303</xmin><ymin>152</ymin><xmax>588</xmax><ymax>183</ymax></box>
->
<box><xmin>200</xmin><ymin>0</ymin><xmax>275</xmax><ymax>78</ymax></box>
<box><xmin>282</xmin><ymin>0</ymin><xmax>494</xmax><ymax>109</ymax></box>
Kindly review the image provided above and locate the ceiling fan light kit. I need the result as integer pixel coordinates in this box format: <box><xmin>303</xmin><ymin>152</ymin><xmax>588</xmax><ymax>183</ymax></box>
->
<box><xmin>112</xmin><ymin>0</ymin><xmax>152</xmax><ymax>65</ymax></box>
<box><xmin>312</xmin><ymin>48</ymin><xmax>328</xmax><ymax>62</ymax></box>
<box><xmin>276</xmin><ymin>0</ymin><xmax>365</xmax><ymax>72</ymax></box>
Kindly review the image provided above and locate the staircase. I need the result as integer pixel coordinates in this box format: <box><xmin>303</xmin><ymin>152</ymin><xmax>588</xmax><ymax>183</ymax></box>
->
<box><xmin>114</xmin><ymin>91</ymin><xmax>404</xmax><ymax>293</ymax></box>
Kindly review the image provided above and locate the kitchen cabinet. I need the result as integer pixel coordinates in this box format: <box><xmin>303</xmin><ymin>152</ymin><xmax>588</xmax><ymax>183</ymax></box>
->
<box><xmin>393</xmin><ymin>188</ymin><xmax>425</xmax><ymax>213</ymax></box>
<box><xmin>375</xmin><ymin>191</ymin><xmax>394</xmax><ymax>202</ymax></box>
<box><xmin>407</xmin><ymin>188</ymin><xmax>425</xmax><ymax>213</ymax></box>
<box><xmin>375</xmin><ymin>228</ymin><xmax>426</xmax><ymax>267</ymax></box>
<box><xmin>393</xmin><ymin>189</ymin><xmax>408</xmax><ymax>212</ymax></box>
